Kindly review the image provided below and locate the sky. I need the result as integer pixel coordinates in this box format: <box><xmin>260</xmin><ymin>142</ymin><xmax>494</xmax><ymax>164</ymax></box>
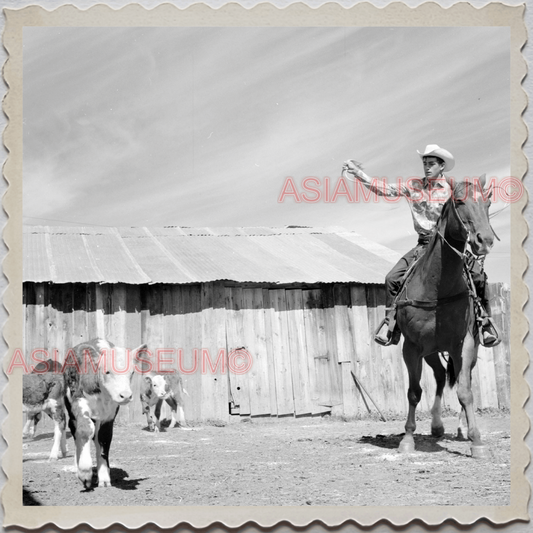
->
<box><xmin>22</xmin><ymin>26</ymin><xmax>511</xmax><ymax>282</ymax></box>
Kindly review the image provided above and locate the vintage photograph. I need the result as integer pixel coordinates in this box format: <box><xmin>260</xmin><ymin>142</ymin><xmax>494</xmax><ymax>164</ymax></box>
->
<box><xmin>2</xmin><ymin>2</ymin><xmax>528</xmax><ymax>529</ymax></box>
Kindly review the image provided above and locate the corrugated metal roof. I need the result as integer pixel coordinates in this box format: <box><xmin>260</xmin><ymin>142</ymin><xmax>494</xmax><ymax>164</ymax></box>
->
<box><xmin>23</xmin><ymin>226</ymin><xmax>401</xmax><ymax>285</ymax></box>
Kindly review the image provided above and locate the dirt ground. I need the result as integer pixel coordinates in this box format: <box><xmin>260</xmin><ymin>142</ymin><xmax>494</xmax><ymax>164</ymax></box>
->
<box><xmin>23</xmin><ymin>411</ymin><xmax>510</xmax><ymax>507</ymax></box>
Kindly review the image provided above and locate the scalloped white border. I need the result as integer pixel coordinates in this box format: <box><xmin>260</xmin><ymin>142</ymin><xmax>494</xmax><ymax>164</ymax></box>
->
<box><xmin>1</xmin><ymin>2</ymin><xmax>529</xmax><ymax>529</ymax></box>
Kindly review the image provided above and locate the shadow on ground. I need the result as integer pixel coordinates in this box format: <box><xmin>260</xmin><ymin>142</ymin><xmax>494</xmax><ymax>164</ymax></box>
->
<box><xmin>81</xmin><ymin>467</ymin><xmax>148</xmax><ymax>492</ymax></box>
<box><xmin>23</xmin><ymin>487</ymin><xmax>42</xmax><ymax>506</ymax></box>
<box><xmin>357</xmin><ymin>433</ymin><xmax>466</xmax><ymax>454</ymax></box>
<box><xmin>24</xmin><ymin>431</ymin><xmax>72</xmax><ymax>442</ymax></box>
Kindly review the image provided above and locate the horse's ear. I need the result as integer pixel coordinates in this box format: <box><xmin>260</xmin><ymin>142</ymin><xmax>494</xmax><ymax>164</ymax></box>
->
<box><xmin>479</xmin><ymin>174</ymin><xmax>486</xmax><ymax>188</ymax></box>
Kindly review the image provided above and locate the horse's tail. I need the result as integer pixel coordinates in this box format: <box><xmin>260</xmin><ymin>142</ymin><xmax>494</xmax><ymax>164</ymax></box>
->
<box><xmin>446</xmin><ymin>357</ymin><xmax>457</xmax><ymax>389</ymax></box>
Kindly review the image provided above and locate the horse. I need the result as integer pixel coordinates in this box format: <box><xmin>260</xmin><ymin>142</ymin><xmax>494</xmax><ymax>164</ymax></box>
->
<box><xmin>394</xmin><ymin>174</ymin><xmax>495</xmax><ymax>458</ymax></box>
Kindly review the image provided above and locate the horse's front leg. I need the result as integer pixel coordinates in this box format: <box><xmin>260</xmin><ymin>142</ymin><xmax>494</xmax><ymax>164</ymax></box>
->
<box><xmin>425</xmin><ymin>352</ymin><xmax>446</xmax><ymax>438</ymax></box>
<box><xmin>454</xmin><ymin>334</ymin><xmax>490</xmax><ymax>458</ymax></box>
<box><xmin>400</xmin><ymin>341</ymin><xmax>423</xmax><ymax>453</ymax></box>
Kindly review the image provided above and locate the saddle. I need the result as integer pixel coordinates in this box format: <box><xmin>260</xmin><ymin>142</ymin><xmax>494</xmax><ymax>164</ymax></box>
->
<box><xmin>373</xmin><ymin>253</ymin><xmax>424</xmax><ymax>347</ymax></box>
<box><xmin>374</xmin><ymin>250</ymin><xmax>500</xmax><ymax>348</ymax></box>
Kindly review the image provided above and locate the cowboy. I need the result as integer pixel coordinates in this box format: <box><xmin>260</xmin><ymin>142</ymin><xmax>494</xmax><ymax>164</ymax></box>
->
<box><xmin>343</xmin><ymin>144</ymin><xmax>499</xmax><ymax>347</ymax></box>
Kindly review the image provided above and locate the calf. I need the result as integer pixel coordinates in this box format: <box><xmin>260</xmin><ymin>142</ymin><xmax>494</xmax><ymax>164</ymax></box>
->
<box><xmin>141</xmin><ymin>373</ymin><xmax>188</xmax><ymax>432</ymax></box>
<box><xmin>23</xmin><ymin>359</ymin><xmax>67</xmax><ymax>461</ymax></box>
<box><xmin>63</xmin><ymin>339</ymin><xmax>147</xmax><ymax>489</ymax></box>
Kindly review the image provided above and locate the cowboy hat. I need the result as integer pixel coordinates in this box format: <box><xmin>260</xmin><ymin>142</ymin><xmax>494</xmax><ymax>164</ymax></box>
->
<box><xmin>417</xmin><ymin>144</ymin><xmax>455</xmax><ymax>172</ymax></box>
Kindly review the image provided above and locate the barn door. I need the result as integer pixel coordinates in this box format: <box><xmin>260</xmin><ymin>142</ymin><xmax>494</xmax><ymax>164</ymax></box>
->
<box><xmin>199</xmin><ymin>282</ymin><xmax>230</xmax><ymax>423</ymax></box>
<box><xmin>225</xmin><ymin>287</ymin><xmax>272</xmax><ymax>417</ymax></box>
<box><xmin>225</xmin><ymin>287</ymin><xmax>249</xmax><ymax>416</ymax></box>
<box><xmin>263</xmin><ymin>289</ymin><xmax>294</xmax><ymax>416</ymax></box>
<box><xmin>302</xmin><ymin>289</ymin><xmax>334</xmax><ymax>415</ymax></box>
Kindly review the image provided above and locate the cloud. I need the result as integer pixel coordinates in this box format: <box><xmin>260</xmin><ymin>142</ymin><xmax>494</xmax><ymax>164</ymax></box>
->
<box><xmin>22</xmin><ymin>27</ymin><xmax>511</xmax><ymax>281</ymax></box>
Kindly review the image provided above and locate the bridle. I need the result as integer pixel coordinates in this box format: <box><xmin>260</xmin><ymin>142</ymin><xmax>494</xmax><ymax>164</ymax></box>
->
<box><xmin>436</xmin><ymin>196</ymin><xmax>470</xmax><ymax>259</ymax></box>
<box><xmin>436</xmin><ymin>184</ymin><xmax>498</xmax><ymax>260</ymax></box>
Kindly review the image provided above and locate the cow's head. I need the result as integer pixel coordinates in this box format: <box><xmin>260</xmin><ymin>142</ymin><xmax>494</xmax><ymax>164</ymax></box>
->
<box><xmin>94</xmin><ymin>340</ymin><xmax>148</xmax><ymax>405</ymax></box>
<box><xmin>144</xmin><ymin>374</ymin><xmax>170</xmax><ymax>399</ymax></box>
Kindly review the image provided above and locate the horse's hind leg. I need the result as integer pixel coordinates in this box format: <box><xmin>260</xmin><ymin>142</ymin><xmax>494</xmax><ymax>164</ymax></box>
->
<box><xmin>425</xmin><ymin>352</ymin><xmax>446</xmax><ymax>438</ymax></box>
<box><xmin>454</xmin><ymin>335</ymin><xmax>489</xmax><ymax>458</ymax></box>
<box><xmin>457</xmin><ymin>407</ymin><xmax>468</xmax><ymax>440</ymax></box>
<box><xmin>400</xmin><ymin>342</ymin><xmax>423</xmax><ymax>453</ymax></box>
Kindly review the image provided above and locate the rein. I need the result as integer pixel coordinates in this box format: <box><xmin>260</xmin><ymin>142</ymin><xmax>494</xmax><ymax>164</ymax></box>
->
<box><xmin>436</xmin><ymin>196</ymin><xmax>469</xmax><ymax>259</ymax></box>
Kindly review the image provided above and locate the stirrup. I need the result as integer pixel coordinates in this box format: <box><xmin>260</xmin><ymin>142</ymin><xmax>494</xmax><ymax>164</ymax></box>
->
<box><xmin>478</xmin><ymin>316</ymin><xmax>501</xmax><ymax>348</ymax></box>
<box><xmin>374</xmin><ymin>317</ymin><xmax>401</xmax><ymax>347</ymax></box>
<box><xmin>374</xmin><ymin>317</ymin><xmax>392</xmax><ymax>346</ymax></box>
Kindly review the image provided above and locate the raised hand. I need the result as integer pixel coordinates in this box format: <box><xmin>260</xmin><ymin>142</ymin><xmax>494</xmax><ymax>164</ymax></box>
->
<box><xmin>342</xmin><ymin>159</ymin><xmax>365</xmax><ymax>179</ymax></box>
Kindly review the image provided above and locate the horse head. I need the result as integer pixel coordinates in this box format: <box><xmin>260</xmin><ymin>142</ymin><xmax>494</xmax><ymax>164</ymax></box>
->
<box><xmin>447</xmin><ymin>174</ymin><xmax>495</xmax><ymax>256</ymax></box>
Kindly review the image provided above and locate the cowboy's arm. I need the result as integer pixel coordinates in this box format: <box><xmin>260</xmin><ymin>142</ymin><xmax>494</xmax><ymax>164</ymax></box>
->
<box><xmin>342</xmin><ymin>160</ymin><xmax>409</xmax><ymax>197</ymax></box>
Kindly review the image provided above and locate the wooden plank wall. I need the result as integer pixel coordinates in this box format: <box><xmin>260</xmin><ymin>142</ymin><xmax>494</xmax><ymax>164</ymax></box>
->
<box><xmin>23</xmin><ymin>282</ymin><xmax>511</xmax><ymax>425</ymax></box>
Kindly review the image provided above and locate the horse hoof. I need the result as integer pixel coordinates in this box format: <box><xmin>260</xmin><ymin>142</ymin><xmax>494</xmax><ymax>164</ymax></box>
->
<box><xmin>431</xmin><ymin>426</ymin><xmax>445</xmax><ymax>438</ymax></box>
<box><xmin>470</xmin><ymin>445</ymin><xmax>490</xmax><ymax>459</ymax></box>
<box><xmin>399</xmin><ymin>440</ymin><xmax>415</xmax><ymax>453</ymax></box>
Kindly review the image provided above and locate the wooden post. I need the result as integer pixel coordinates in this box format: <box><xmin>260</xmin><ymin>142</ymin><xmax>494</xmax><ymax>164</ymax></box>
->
<box><xmin>351</xmin><ymin>370</ymin><xmax>387</xmax><ymax>422</ymax></box>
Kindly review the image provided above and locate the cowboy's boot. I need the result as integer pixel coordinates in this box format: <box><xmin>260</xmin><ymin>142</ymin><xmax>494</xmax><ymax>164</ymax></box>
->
<box><xmin>374</xmin><ymin>307</ymin><xmax>401</xmax><ymax>346</ymax></box>
<box><xmin>476</xmin><ymin>298</ymin><xmax>501</xmax><ymax>348</ymax></box>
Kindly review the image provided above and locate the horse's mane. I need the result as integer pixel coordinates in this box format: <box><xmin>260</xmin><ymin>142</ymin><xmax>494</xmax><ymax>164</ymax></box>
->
<box><xmin>449</xmin><ymin>176</ymin><xmax>490</xmax><ymax>204</ymax></box>
<box><xmin>434</xmin><ymin>177</ymin><xmax>487</xmax><ymax>234</ymax></box>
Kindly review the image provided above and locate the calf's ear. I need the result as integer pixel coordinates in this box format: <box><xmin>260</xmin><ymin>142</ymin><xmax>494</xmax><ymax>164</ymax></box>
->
<box><xmin>133</xmin><ymin>344</ymin><xmax>151</xmax><ymax>373</ymax></box>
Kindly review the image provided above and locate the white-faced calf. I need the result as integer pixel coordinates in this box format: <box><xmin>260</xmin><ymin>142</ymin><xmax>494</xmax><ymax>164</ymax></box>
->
<box><xmin>141</xmin><ymin>373</ymin><xmax>188</xmax><ymax>432</ymax></box>
<box><xmin>23</xmin><ymin>359</ymin><xmax>67</xmax><ymax>461</ymax></box>
<box><xmin>63</xmin><ymin>339</ymin><xmax>147</xmax><ymax>489</ymax></box>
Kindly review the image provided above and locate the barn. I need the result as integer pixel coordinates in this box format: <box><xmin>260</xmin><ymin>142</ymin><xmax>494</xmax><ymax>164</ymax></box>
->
<box><xmin>22</xmin><ymin>225</ymin><xmax>511</xmax><ymax>425</ymax></box>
